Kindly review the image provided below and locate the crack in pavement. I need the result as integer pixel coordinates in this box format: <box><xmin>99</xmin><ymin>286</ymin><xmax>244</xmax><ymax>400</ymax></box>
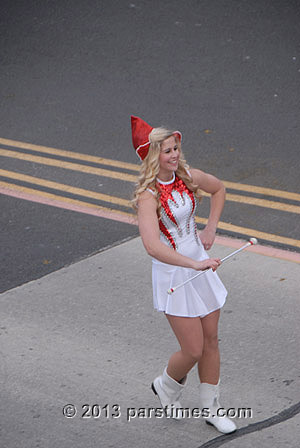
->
<box><xmin>198</xmin><ymin>401</ymin><xmax>300</xmax><ymax>448</ymax></box>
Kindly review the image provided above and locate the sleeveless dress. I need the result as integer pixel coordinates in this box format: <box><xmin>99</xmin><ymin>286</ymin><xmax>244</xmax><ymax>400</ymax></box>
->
<box><xmin>150</xmin><ymin>173</ymin><xmax>227</xmax><ymax>318</ymax></box>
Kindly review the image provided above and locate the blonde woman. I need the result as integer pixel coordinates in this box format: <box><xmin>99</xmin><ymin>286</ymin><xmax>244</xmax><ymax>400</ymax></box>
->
<box><xmin>131</xmin><ymin>116</ymin><xmax>236</xmax><ymax>434</ymax></box>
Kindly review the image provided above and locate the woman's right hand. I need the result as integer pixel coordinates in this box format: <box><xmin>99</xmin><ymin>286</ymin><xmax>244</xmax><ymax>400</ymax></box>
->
<box><xmin>192</xmin><ymin>258</ymin><xmax>221</xmax><ymax>272</ymax></box>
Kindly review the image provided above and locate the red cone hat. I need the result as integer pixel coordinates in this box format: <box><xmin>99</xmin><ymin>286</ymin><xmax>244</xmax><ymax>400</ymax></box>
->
<box><xmin>131</xmin><ymin>115</ymin><xmax>182</xmax><ymax>161</ymax></box>
<box><xmin>131</xmin><ymin>115</ymin><xmax>153</xmax><ymax>161</ymax></box>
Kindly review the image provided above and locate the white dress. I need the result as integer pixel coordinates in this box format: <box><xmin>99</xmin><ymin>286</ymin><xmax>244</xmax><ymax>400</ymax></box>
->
<box><xmin>151</xmin><ymin>173</ymin><xmax>227</xmax><ymax>317</ymax></box>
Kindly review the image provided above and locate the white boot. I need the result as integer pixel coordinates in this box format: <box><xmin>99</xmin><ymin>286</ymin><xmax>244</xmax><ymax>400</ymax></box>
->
<box><xmin>199</xmin><ymin>380</ymin><xmax>237</xmax><ymax>434</ymax></box>
<box><xmin>151</xmin><ymin>368</ymin><xmax>187</xmax><ymax>419</ymax></box>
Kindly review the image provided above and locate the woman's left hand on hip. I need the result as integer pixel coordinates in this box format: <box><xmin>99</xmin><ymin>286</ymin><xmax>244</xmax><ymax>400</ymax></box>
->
<box><xmin>199</xmin><ymin>227</ymin><xmax>216</xmax><ymax>251</ymax></box>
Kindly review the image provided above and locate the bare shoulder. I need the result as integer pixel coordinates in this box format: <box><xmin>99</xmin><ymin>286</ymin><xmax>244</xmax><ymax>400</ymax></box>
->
<box><xmin>138</xmin><ymin>189</ymin><xmax>156</xmax><ymax>201</ymax></box>
<box><xmin>189</xmin><ymin>168</ymin><xmax>206</xmax><ymax>183</ymax></box>
<box><xmin>189</xmin><ymin>168</ymin><xmax>224</xmax><ymax>194</ymax></box>
<box><xmin>137</xmin><ymin>189</ymin><xmax>157</xmax><ymax>211</ymax></box>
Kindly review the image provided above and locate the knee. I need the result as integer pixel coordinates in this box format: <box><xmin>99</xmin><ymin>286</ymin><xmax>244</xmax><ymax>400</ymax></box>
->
<box><xmin>182</xmin><ymin>345</ymin><xmax>203</xmax><ymax>363</ymax></box>
<box><xmin>203</xmin><ymin>334</ymin><xmax>219</xmax><ymax>352</ymax></box>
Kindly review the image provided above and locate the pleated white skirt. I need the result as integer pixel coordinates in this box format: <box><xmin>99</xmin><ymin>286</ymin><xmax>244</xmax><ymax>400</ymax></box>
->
<box><xmin>152</xmin><ymin>236</ymin><xmax>227</xmax><ymax>317</ymax></box>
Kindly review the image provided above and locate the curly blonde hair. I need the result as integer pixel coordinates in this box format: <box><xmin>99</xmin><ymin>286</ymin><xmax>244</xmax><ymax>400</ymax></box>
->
<box><xmin>132</xmin><ymin>127</ymin><xmax>202</xmax><ymax>215</ymax></box>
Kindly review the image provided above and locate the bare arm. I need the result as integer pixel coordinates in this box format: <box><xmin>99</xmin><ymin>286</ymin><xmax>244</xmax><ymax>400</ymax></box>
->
<box><xmin>190</xmin><ymin>168</ymin><xmax>226</xmax><ymax>250</ymax></box>
<box><xmin>137</xmin><ymin>190</ymin><xmax>221</xmax><ymax>271</ymax></box>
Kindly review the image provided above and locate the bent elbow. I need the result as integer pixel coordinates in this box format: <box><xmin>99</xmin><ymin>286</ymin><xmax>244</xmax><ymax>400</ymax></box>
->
<box><xmin>143</xmin><ymin>240</ymin><xmax>158</xmax><ymax>258</ymax></box>
<box><xmin>217</xmin><ymin>181</ymin><xmax>226</xmax><ymax>198</ymax></box>
<box><xmin>145</xmin><ymin>244</ymin><xmax>156</xmax><ymax>258</ymax></box>
<box><xmin>219</xmin><ymin>180</ymin><xmax>226</xmax><ymax>193</ymax></box>
<box><xmin>222</xmin><ymin>183</ymin><xmax>226</xmax><ymax>197</ymax></box>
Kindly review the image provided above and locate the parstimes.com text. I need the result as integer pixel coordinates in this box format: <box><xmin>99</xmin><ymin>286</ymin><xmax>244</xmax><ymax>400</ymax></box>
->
<box><xmin>126</xmin><ymin>406</ymin><xmax>253</xmax><ymax>421</ymax></box>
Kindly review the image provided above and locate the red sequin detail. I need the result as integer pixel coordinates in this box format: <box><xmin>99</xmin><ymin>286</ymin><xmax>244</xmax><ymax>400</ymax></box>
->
<box><xmin>158</xmin><ymin>176</ymin><xmax>195</xmax><ymax>250</ymax></box>
<box><xmin>159</xmin><ymin>220</ymin><xmax>177</xmax><ymax>250</ymax></box>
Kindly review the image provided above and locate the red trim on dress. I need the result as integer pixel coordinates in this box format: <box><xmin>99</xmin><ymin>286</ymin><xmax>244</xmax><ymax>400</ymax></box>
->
<box><xmin>158</xmin><ymin>175</ymin><xmax>195</xmax><ymax>250</ymax></box>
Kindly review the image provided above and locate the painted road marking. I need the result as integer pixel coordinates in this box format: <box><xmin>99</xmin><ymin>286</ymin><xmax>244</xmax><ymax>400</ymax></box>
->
<box><xmin>1</xmin><ymin>180</ymin><xmax>300</xmax><ymax>251</ymax></box>
<box><xmin>1</xmin><ymin>139</ymin><xmax>299</xmax><ymax>250</ymax></box>
<box><xmin>223</xmin><ymin>193</ymin><xmax>300</xmax><ymax>214</ymax></box>
<box><xmin>0</xmin><ymin>137</ymin><xmax>139</xmax><ymax>171</ymax></box>
<box><xmin>1</xmin><ymin>137</ymin><xmax>299</xmax><ymax>202</ymax></box>
<box><xmin>0</xmin><ymin>181</ymin><xmax>135</xmax><ymax>225</ymax></box>
<box><xmin>222</xmin><ymin>181</ymin><xmax>300</xmax><ymax>202</ymax></box>
<box><xmin>1</xmin><ymin>169</ymin><xmax>300</xmax><ymax>217</ymax></box>
<box><xmin>0</xmin><ymin>149</ymin><xmax>137</xmax><ymax>182</ymax></box>
<box><xmin>195</xmin><ymin>216</ymin><xmax>300</xmax><ymax>249</ymax></box>
<box><xmin>1</xmin><ymin>151</ymin><xmax>299</xmax><ymax>214</ymax></box>
<box><xmin>0</xmin><ymin>169</ymin><xmax>130</xmax><ymax>208</ymax></box>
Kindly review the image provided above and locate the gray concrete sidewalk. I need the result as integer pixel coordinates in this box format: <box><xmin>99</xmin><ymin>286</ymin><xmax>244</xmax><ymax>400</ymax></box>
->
<box><xmin>0</xmin><ymin>237</ymin><xmax>299</xmax><ymax>448</ymax></box>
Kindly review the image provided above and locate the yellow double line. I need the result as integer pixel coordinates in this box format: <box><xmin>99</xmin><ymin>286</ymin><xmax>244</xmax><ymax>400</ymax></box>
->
<box><xmin>0</xmin><ymin>148</ymin><xmax>137</xmax><ymax>182</ymax></box>
<box><xmin>0</xmin><ymin>169</ymin><xmax>130</xmax><ymax>208</ymax></box>
<box><xmin>0</xmin><ymin>137</ymin><xmax>300</xmax><ymax>248</ymax></box>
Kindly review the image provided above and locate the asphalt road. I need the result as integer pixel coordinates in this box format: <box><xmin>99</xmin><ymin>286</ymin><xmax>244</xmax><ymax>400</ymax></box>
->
<box><xmin>1</xmin><ymin>0</ymin><xmax>300</xmax><ymax>292</ymax></box>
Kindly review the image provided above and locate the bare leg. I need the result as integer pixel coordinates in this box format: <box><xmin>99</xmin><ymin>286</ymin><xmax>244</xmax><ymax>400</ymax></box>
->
<box><xmin>197</xmin><ymin>310</ymin><xmax>237</xmax><ymax>433</ymax></box>
<box><xmin>165</xmin><ymin>314</ymin><xmax>204</xmax><ymax>382</ymax></box>
<box><xmin>198</xmin><ymin>309</ymin><xmax>220</xmax><ymax>384</ymax></box>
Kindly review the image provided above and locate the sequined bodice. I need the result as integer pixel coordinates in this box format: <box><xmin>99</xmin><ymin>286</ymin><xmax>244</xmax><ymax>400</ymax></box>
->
<box><xmin>158</xmin><ymin>174</ymin><xmax>200</xmax><ymax>251</ymax></box>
